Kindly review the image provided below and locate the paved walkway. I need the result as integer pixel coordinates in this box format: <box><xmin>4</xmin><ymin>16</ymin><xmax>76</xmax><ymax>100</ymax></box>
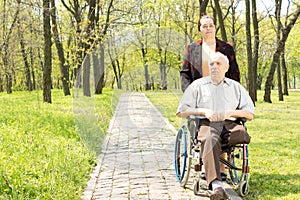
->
<box><xmin>81</xmin><ymin>93</ymin><xmax>242</xmax><ymax>200</ymax></box>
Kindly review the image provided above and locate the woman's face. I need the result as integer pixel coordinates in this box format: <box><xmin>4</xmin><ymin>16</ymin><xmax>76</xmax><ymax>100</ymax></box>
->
<box><xmin>199</xmin><ymin>18</ymin><xmax>216</xmax><ymax>39</ymax></box>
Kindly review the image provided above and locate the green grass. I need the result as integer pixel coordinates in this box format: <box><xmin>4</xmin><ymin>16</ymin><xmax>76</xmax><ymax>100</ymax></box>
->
<box><xmin>146</xmin><ymin>89</ymin><xmax>300</xmax><ymax>200</ymax></box>
<box><xmin>0</xmin><ymin>88</ymin><xmax>117</xmax><ymax>199</ymax></box>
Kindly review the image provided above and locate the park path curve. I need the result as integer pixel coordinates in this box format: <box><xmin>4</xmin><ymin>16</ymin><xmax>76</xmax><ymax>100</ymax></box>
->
<box><xmin>81</xmin><ymin>92</ymin><xmax>242</xmax><ymax>200</ymax></box>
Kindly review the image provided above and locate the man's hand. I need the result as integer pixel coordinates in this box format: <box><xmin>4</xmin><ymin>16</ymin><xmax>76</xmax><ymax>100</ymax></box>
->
<box><xmin>204</xmin><ymin>109</ymin><xmax>214</xmax><ymax>120</ymax></box>
<box><xmin>177</xmin><ymin>108</ymin><xmax>213</xmax><ymax>118</ymax></box>
<box><xmin>225</xmin><ymin>110</ymin><xmax>254</xmax><ymax>121</ymax></box>
<box><xmin>207</xmin><ymin>112</ymin><xmax>226</xmax><ymax>121</ymax></box>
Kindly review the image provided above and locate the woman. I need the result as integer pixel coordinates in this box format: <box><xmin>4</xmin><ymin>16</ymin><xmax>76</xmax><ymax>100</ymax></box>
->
<box><xmin>180</xmin><ymin>15</ymin><xmax>240</xmax><ymax>92</ymax></box>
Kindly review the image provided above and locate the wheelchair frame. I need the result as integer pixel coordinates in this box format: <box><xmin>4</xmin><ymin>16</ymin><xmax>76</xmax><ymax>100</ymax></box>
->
<box><xmin>174</xmin><ymin>116</ymin><xmax>250</xmax><ymax>197</ymax></box>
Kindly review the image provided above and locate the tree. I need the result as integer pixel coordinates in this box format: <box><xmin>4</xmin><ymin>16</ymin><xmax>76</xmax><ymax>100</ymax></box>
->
<box><xmin>264</xmin><ymin>4</ymin><xmax>300</xmax><ymax>103</ymax></box>
<box><xmin>106</xmin><ymin>32</ymin><xmax>126</xmax><ymax>89</ymax></box>
<box><xmin>282</xmin><ymin>1</ymin><xmax>293</xmax><ymax>95</ymax></box>
<box><xmin>16</xmin><ymin>2</ymin><xmax>33</xmax><ymax>92</ymax></box>
<box><xmin>0</xmin><ymin>0</ymin><xmax>20</xmax><ymax>94</ymax></box>
<box><xmin>94</xmin><ymin>0</ymin><xmax>114</xmax><ymax>94</ymax></box>
<box><xmin>229</xmin><ymin>1</ymin><xmax>243</xmax><ymax>50</ymax></box>
<box><xmin>60</xmin><ymin>0</ymin><xmax>85</xmax><ymax>83</ymax></box>
<box><xmin>43</xmin><ymin>0</ymin><xmax>52</xmax><ymax>103</ymax></box>
<box><xmin>245</xmin><ymin>0</ymin><xmax>253</xmax><ymax>102</ymax></box>
<box><xmin>275</xmin><ymin>0</ymin><xmax>284</xmax><ymax>101</ymax></box>
<box><xmin>214</xmin><ymin>0</ymin><xmax>228</xmax><ymax>41</ymax></box>
<box><xmin>170</xmin><ymin>0</ymin><xmax>200</xmax><ymax>44</ymax></box>
<box><xmin>281</xmin><ymin>48</ymin><xmax>288</xmax><ymax>95</ymax></box>
<box><xmin>51</xmin><ymin>0</ymin><xmax>70</xmax><ymax>96</ymax></box>
<box><xmin>131</xmin><ymin>1</ymin><xmax>153</xmax><ymax>90</ymax></box>
<box><xmin>61</xmin><ymin>0</ymin><xmax>115</xmax><ymax>95</ymax></box>
<box><xmin>252</xmin><ymin>0</ymin><xmax>259</xmax><ymax>101</ymax></box>
<box><xmin>245</xmin><ymin>0</ymin><xmax>258</xmax><ymax>104</ymax></box>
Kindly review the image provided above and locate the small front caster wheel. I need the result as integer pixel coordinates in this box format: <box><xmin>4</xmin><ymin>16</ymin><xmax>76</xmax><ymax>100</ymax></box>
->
<box><xmin>193</xmin><ymin>179</ymin><xmax>199</xmax><ymax>195</ymax></box>
<box><xmin>239</xmin><ymin>180</ymin><xmax>249</xmax><ymax>196</ymax></box>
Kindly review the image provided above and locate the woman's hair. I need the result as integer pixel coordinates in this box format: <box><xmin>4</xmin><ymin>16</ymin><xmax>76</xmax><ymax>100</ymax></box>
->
<box><xmin>198</xmin><ymin>15</ymin><xmax>215</xmax><ymax>32</ymax></box>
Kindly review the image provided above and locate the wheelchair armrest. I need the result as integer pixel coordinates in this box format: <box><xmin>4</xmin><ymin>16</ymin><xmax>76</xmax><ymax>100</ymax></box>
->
<box><xmin>187</xmin><ymin>115</ymin><xmax>206</xmax><ymax>120</ymax></box>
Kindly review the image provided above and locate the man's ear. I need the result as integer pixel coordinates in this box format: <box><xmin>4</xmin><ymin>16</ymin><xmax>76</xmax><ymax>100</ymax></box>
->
<box><xmin>225</xmin><ymin>64</ymin><xmax>229</xmax><ymax>72</ymax></box>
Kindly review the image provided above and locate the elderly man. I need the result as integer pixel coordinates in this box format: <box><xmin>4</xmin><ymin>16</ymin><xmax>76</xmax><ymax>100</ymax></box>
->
<box><xmin>176</xmin><ymin>52</ymin><xmax>254</xmax><ymax>200</ymax></box>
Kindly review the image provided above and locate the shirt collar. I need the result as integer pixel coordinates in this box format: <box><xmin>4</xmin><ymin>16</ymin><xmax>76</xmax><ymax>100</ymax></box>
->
<box><xmin>223</xmin><ymin>78</ymin><xmax>231</xmax><ymax>86</ymax></box>
<box><xmin>202</xmin><ymin>77</ymin><xmax>231</xmax><ymax>86</ymax></box>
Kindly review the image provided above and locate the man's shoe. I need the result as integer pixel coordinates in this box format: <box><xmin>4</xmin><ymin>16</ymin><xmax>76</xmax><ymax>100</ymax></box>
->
<box><xmin>221</xmin><ymin>172</ymin><xmax>227</xmax><ymax>181</ymax></box>
<box><xmin>200</xmin><ymin>172</ymin><xmax>206</xmax><ymax>180</ymax></box>
<box><xmin>210</xmin><ymin>187</ymin><xmax>230</xmax><ymax>200</ymax></box>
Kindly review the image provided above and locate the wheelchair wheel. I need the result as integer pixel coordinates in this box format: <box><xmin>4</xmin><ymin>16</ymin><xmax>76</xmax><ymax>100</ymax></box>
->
<box><xmin>174</xmin><ymin>124</ymin><xmax>192</xmax><ymax>187</ymax></box>
<box><xmin>227</xmin><ymin>144</ymin><xmax>249</xmax><ymax>186</ymax></box>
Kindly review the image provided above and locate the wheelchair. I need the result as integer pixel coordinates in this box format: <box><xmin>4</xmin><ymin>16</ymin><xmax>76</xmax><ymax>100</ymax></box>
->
<box><xmin>174</xmin><ymin>116</ymin><xmax>250</xmax><ymax>197</ymax></box>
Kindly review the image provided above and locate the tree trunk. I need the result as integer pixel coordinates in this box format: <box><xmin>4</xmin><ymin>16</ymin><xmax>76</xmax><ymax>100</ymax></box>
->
<box><xmin>281</xmin><ymin>51</ymin><xmax>289</xmax><ymax>95</ymax></box>
<box><xmin>17</xmin><ymin>14</ymin><xmax>33</xmax><ymax>91</ymax></box>
<box><xmin>252</xmin><ymin>0</ymin><xmax>259</xmax><ymax>101</ymax></box>
<box><xmin>5</xmin><ymin>73</ymin><xmax>12</xmax><ymax>94</ymax></box>
<box><xmin>141</xmin><ymin>39</ymin><xmax>150</xmax><ymax>90</ymax></box>
<box><xmin>83</xmin><ymin>55</ymin><xmax>91</xmax><ymax>97</ymax></box>
<box><xmin>231</xmin><ymin>4</ymin><xmax>237</xmax><ymax>48</ymax></box>
<box><xmin>199</xmin><ymin>0</ymin><xmax>209</xmax><ymax>16</ymax></box>
<box><xmin>245</xmin><ymin>0</ymin><xmax>255</xmax><ymax>104</ymax></box>
<box><xmin>0</xmin><ymin>75</ymin><xmax>3</xmax><ymax>92</ymax></box>
<box><xmin>95</xmin><ymin>44</ymin><xmax>105</xmax><ymax>94</ymax></box>
<box><xmin>19</xmin><ymin>33</ymin><xmax>33</xmax><ymax>91</ymax></box>
<box><xmin>30</xmin><ymin>24</ymin><xmax>36</xmax><ymax>90</ymax></box>
<box><xmin>110</xmin><ymin>57</ymin><xmax>124</xmax><ymax>90</ymax></box>
<box><xmin>214</xmin><ymin>0</ymin><xmax>227</xmax><ymax>41</ymax></box>
<box><xmin>37</xmin><ymin>47</ymin><xmax>44</xmax><ymax>90</ymax></box>
<box><xmin>118</xmin><ymin>54</ymin><xmax>126</xmax><ymax>90</ymax></box>
<box><xmin>277</xmin><ymin>58</ymin><xmax>284</xmax><ymax>101</ymax></box>
<box><xmin>156</xmin><ymin>28</ymin><xmax>168</xmax><ymax>90</ymax></box>
<box><xmin>144</xmin><ymin>63</ymin><xmax>150</xmax><ymax>90</ymax></box>
<box><xmin>92</xmin><ymin>52</ymin><xmax>103</xmax><ymax>91</ymax></box>
<box><xmin>275</xmin><ymin>0</ymin><xmax>284</xmax><ymax>101</ymax></box>
<box><xmin>51</xmin><ymin>0</ymin><xmax>70</xmax><ymax>96</ymax></box>
<box><xmin>264</xmin><ymin>53</ymin><xmax>280</xmax><ymax>103</ymax></box>
<box><xmin>43</xmin><ymin>0</ymin><xmax>52</xmax><ymax>103</ymax></box>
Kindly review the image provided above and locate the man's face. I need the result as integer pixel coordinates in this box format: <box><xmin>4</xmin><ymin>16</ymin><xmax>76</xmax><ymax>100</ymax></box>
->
<box><xmin>199</xmin><ymin>18</ymin><xmax>216</xmax><ymax>39</ymax></box>
<box><xmin>209</xmin><ymin>55</ymin><xmax>229</xmax><ymax>80</ymax></box>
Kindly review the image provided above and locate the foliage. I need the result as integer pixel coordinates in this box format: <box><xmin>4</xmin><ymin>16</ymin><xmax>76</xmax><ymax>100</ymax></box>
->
<box><xmin>146</xmin><ymin>89</ymin><xmax>300</xmax><ymax>200</ymax></box>
<box><xmin>1</xmin><ymin>0</ymin><xmax>300</xmax><ymax>94</ymax></box>
<box><xmin>0</xmin><ymin>88</ymin><xmax>117</xmax><ymax>199</ymax></box>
